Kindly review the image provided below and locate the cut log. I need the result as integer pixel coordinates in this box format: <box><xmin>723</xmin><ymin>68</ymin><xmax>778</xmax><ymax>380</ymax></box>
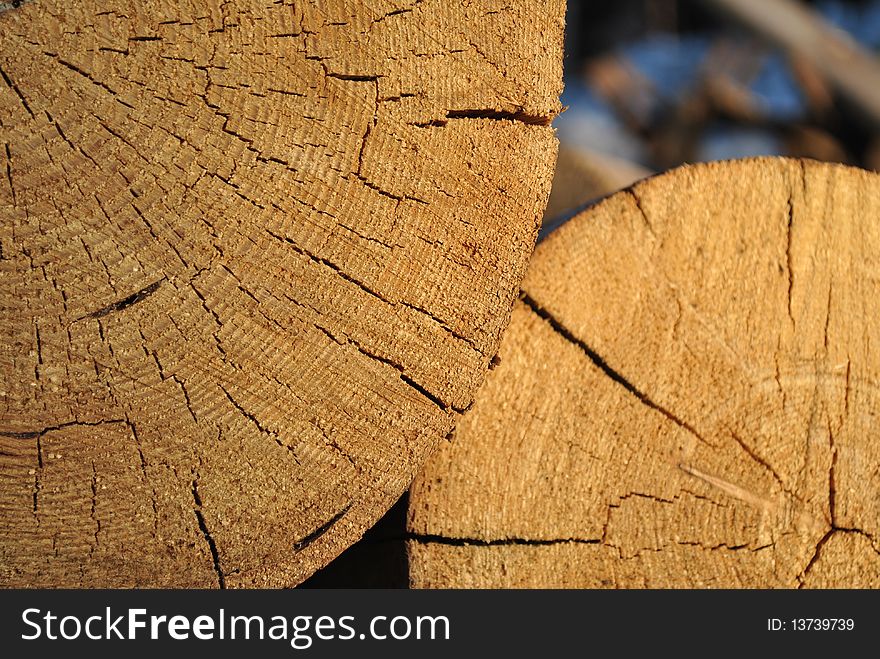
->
<box><xmin>0</xmin><ymin>0</ymin><xmax>563</xmax><ymax>587</ymax></box>
<box><xmin>408</xmin><ymin>158</ymin><xmax>880</xmax><ymax>588</ymax></box>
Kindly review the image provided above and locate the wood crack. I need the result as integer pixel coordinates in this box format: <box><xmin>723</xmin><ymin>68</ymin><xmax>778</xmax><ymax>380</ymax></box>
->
<box><xmin>315</xmin><ymin>319</ymin><xmax>457</xmax><ymax>412</ymax></box>
<box><xmin>45</xmin><ymin>111</ymin><xmax>100</xmax><ymax>168</ymax></box>
<box><xmin>798</xmin><ymin>527</ymin><xmax>880</xmax><ymax>588</ymax></box>
<box><xmin>445</xmin><ymin>108</ymin><xmax>553</xmax><ymax>126</ymax></box>
<box><xmin>520</xmin><ymin>293</ymin><xmax>713</xmax><ymax>447</ymax></box>
<box><xmin>0</xmin><ymin>63</ymin><xmax>34</xmax><ymax>117</ymax></box>
<box><xmin>627</xmin><ymin>188</ymin><xmax>656</xmax><ymax>238</ymax></box>
<box><xmin>828</xmin><ymin>426</ymin><xmax>838</xmax><ymax>527</ymax></box>
<box><xmin>89</xmin><ymin>461</ymin><xmax>101</xmax><ymax>555</ymax></box>
<box><xmin>127</xmin><ymin>417</ymin><xmax>159</xmax><ymax>537</ymax></box>
<box><xmin>191</xmin><ymin>474</ymin><xmax>225</xmax><ymax>588</ymax></box>
<box><xmin>0</xmin><ymin>418</ymin><xmax>127</xmax><ymax>440</ymax></box>
<box><xmin>0</xmin><ymin>419</ymin><xmax>126</xmax><ymax>525</ymax></box>
<box><xmin>784</xmin><ymin>190</ymin><xmax>795</xmax><ymax>327</ymax></box>
<box><xmin>400</xmin><ymin>299</ymin><xmax>481</xmax><ymax>352</ymax></box>
<box><xmin>264</xmin><ymin>229</ymin><xmax>467</xmax><ymax>411</ymax></box>
<box><xmin>53</xmin><ymin>57</ymin><xmax>135</xmax><ymax>109</ymax></box>
<box><xmin>408</xmin><ymin>533</ymin><xmax>602</xmax><ymax>547</ymax></box>
<box><xmin>3</xmin><ymin>142</ymin><xmax>14</xmax><ymax>205</ymax></box>
<box><xmin>217</xmin><ymin>383</ymin><xmax>301</xmax><ymax>465</ymax></box>
<box><xmin>294</xmin><ymin>502</ymin><xmax>353</xmax><ymax>551</ymax></box>
<box><xmin>265</xmin><ymin>228</ymin><xmax>389</xmax><ymax>305</ymax></box>
<box><xmin>83</xmin><ymin>279</ymin><xmax>164</xmax><ymax>320</ymax></box>
<box><xmin>726</xmin><ymin>428</ymin><xmax>796</xmax><ymax>500</ymax></box>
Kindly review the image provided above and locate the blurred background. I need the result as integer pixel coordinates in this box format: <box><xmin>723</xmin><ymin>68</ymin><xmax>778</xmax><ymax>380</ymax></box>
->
<box><xmin>546</xmin><ymin>0</ymin><xmax>880</xmax><ymax>224</ymax></box>
<box><xmin>301</xmin><ymin>0</ymin><xmax>880</xmax><ymax>588</ymax></box>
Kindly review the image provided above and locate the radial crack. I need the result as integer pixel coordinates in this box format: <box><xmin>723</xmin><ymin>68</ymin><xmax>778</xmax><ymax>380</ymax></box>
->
<box><xmin>445</xmin><ymin>108</ymin><xmax>552</xmax><ymax>126</ymax></box>
<box><xmin>726</xmin><ymin>428</ymin><xmax>795</xmax><ymax>500</ymax></box>
<box><xmin>520</xmin><ymin>293</ymin><xmax>713</xmax><ymax>447</ymax></box>
<box><xmin>408</xmin><ymin>533</ymin><xmax>602</xmax><ymax>547</ymax></box>
<box><xmin>192</xmin><ymin>475</ymin><xmax>225</xmax><ymax>588</ymax></box>
<box><xmin>627</xmin><ymin>188</ymin><xmax>656</xmax><ymax>237</ymax></box>
<box><xmin>53</xmin><ymin>57</ymin><xmax>135</xmax><ymax>109</ymax></box>
<box><xmin>294</xmin><ymin>502</ymin><xmax>353</xmax><ymax>551</ymax></box>
<box><xmin>784</xmin><ymin>192</ymin><xmax>795</xmax><ymax>327</ymax></box>
<box><xmin>4</xmin><ymin>142</ymin><xmax>14</xmax><ymax>205</ymax></box>
<box><xmin>1</xmin><ymin>418</ymin><xmax>126</xmax><ymax>439</ymax></box>
<box><xmin>797</xmin><ymin>528</ymin><xmax>834</xmax><ymax>588</ymax></box>
<box><xmin>218</xmin><ymin>384</ymin><xmax>301</xmax><ymax>464</ymax></box>
<box><xmin>314</xmin><ymin>317</ymin><xmax>457</xmax><ymax>412</ymax></box>
<box><xmin>0</xmin><ymin>63</ymin><xmax>34</xmax><ymax>117</ymax></box>
<box><xmin>85</xmin><ymin>279</ymin><xmax>164</xmax><ymax>319</ymax></box>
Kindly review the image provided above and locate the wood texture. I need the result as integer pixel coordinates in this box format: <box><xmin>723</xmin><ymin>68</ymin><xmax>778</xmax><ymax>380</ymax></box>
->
<box><xmin>0</xmin><ymin>0</ymin><xmax>563</xmax><ymax>587</ymax></box>
<box><xmin>409</xmin><ymin>158</ymin><xmax>880</xmax><ymax>588</ymax></box>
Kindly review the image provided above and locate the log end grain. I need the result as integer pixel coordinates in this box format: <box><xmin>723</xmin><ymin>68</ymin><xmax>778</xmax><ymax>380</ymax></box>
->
<box><xmin>0</xmin><ymin>0</ymin><xmax>564</xmax><ymax>587</ymax></box>
<box><xmin>408</xmin><ymin>157</ymin><xmax>880</xmax><ymax>588</ymax></box>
